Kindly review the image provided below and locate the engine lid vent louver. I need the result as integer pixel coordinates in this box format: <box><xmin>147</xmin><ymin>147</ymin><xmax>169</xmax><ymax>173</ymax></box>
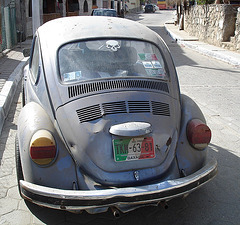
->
<box><xmin>76</xmin><ymin>104</ymin><xmax>101</xmax><ymax>123</ymax></box>
<box><xmin>68</xmin><ymin>80</ymin><xmax>169</xmax><ymax>98</ymax></box>
<box><xmin>102</xmin><ymin>101</ymin><xmax>127</xmax><ymax>115</ymax></box>
<box><xmin>152</xmin><ymin>101</ymin><xmax>170</xmax><ymax>116</ymax></box>
<box><xmin>128</xmin><ymin>101</ymin><xmax>151</xmax><ymax>113</ymax></box>
<box><xmin>76</xmin><ymin>101</ymin><xmax>170</xmax><ymax>123</ymax></box>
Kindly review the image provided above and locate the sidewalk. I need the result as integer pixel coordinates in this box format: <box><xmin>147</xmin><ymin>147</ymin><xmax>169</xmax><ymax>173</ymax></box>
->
<box><xmin>165</xmin><ymin>22</ymin><xmax>240</xmax><ymax>67</ymax></box>
<box><xmin>0</xmin><ymin>39</ymin><xmax>31</xmax><ymax>134</ymax></box>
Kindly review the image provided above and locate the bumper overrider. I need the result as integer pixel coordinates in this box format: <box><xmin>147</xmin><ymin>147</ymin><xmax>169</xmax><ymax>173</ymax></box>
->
<box><xmin>20</xmin><ymin>158</ymin><xmax>217</xmax><ymax>212</ymax></box>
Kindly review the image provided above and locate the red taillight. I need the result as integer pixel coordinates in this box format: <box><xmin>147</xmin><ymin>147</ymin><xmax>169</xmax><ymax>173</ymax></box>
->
<box><xmin>187</xmin><ymin>119</ymin><xmax>211</xmax><ymax>150</ymax></box>
<box><xmin>30</xmin><ymin>130</ymin><xmax>57</xmax><ymax>165</ymax></box>
<box><xmin>30</xmin><ymin>146</ymin><xmax>56</xmax><ymax>159</ymax></box>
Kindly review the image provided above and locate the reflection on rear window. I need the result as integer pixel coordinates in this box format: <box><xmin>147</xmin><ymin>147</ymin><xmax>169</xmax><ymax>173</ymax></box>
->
<box><xmin>58</xmin><ymin>39</ymin><xmax>168</xmax><ymax>83</ymax></box>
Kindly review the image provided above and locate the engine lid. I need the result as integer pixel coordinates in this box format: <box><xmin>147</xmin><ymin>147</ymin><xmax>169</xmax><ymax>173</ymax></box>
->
<box><xmin>56</xmin><ymin>91</ymin><xmax>181</xmax><ymax>186</ymax></box>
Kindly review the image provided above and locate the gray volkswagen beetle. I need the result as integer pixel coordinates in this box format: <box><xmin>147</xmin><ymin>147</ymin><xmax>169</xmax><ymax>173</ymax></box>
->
<box><xmin>16</xmin><ymin>16</ymin><xmax>217</xmax><ymax>215</ymax></box>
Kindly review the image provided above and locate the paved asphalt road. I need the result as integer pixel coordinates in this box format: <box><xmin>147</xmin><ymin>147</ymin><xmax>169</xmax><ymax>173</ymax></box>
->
<box><xmin>0</xmin><ymin>11</ymin><xmax>240</xmax><ymax>225</ymax></box>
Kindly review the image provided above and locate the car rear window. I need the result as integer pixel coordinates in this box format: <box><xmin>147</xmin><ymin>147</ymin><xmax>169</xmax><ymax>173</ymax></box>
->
<box><xmin>58</xmin><ymin>39</ymin><xmax>168</xmax><ymax>83</ymax></box>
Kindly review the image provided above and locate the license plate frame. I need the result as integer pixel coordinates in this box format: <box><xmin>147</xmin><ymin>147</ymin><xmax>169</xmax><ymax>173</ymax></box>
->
<box><xmin>113</xmin><ymin>137</ymin><xmax>155</xmax><ymax>162</ymax></box>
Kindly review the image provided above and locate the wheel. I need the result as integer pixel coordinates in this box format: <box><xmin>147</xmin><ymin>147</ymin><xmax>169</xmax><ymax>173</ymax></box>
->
<box><xmin>15</xmin><ymin>135</ymin><xmax>24</xmax><ymax>197</ymax></box>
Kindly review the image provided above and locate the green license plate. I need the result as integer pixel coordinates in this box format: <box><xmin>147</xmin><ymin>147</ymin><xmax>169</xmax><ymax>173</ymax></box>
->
<box><xmin>113</xmin><ymin>137</ymin><xmax>155</xmax><ymax>162</ymax></box>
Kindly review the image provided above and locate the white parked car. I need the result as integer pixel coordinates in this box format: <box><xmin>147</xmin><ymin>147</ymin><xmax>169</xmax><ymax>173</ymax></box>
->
<box><xmin>153</xmin><ymin>4</ymin><xmax>159</xmax><ymax>10</ymax></box>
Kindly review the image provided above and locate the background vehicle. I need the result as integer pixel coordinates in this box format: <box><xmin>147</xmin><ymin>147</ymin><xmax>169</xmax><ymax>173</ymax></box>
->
<box><xmin>91</xmin><ymin>8</ymin><xmax>117</xmax><ymax>17</ymax></box>
<box><xmin>157</xmin><ymin>0</ymin><xmax>166</xmax><ymax>9</ymax></box>
<box><xmin>144</xmin><ymin>4</ymin><xmax>156</xmax><ymax>13</ymax></box>
<box><xmin>153</xmin><ymin>4</ymin><xmax>159</xmax><ymax>10</ymax></box>
<box><xmin>16</xmin><ymin>16</ymin><xmax>217</xmax><ymax>216</ymax></box>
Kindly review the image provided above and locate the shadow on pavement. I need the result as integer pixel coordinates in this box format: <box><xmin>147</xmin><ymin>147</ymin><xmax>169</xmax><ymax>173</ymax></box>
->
<box><xmin>0</xmin><ymin>80</ymin><xmax>20</xmax><ymax>162</ymax></box>
<box><xmin>149</xmin><ymin>26</ymin><xmax>198</xmax><ymax>68</ymax></box>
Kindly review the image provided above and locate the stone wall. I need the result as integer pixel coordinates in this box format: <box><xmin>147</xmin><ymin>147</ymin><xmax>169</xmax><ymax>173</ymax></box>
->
<box><xmin>233</xmin><ymin>7</ymin><xmax>240</xmax><ymax>51</ymax></box>
<box><xmin>184</xmin><ymin>4</ymin><xmax>240</xmax><ymax>52</ymax></box>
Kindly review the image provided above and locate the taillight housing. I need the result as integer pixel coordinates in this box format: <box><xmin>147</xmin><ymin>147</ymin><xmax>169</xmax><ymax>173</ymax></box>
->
<box><xmin>187</xmin><ymin>119</ymin><xmax>211</xmax><ymax>150</ymax></box>
<box><xmin>30</xmin><ymin>130</ymin><xmax>57</xmax><ymax>165</ymax></box>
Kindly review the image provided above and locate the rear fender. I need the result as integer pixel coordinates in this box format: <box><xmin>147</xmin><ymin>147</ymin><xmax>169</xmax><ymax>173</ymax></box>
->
<box><xmin>176</xmin><ymin>94</ymin><xmax>208</xmax><ymax>176</ymax></box>
<box><xmin>17</xmin><ymin>102</ymin><xmax>78</xmax><ymax>190</ymax></box>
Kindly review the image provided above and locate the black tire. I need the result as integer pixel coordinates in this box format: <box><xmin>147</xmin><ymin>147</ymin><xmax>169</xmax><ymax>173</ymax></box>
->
<box><xmin>15</xmin><ymin>135</ymin><xmax>24</xmax><ymax>197</ymax></box>
<box><xmin>21</xmin><ymin>80</ymin><xmax>25</xmax><ymax>107</ymax></box>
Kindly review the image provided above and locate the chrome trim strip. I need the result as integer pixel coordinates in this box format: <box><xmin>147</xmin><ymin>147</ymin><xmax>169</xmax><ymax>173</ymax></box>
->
<box><xmin>20</xmin><ymin>158</ymin><xmax>217</xmax><ymax>211</ymax></box>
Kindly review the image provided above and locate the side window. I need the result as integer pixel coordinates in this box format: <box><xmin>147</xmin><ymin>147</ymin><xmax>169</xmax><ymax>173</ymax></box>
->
<box><xmin>30</xmin><ymin>37</ymin><xmax>40</xmax><ymax>84</ymax></box>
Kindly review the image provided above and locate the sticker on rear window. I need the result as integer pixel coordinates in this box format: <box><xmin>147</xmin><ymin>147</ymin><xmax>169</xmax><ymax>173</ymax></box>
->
<box><xmin>152</xmin><ymin>61</ymin><xmax>162</xmax><ymax>69</ymax></box>
<box><xmin>138</xmin><ymin>53</ymin><xmax>158</xmax><ymax>61</ymax></box>
<box><xmin>106</xmin><ymin>40</ymin><xmax>120</xmax><ymax>52</ymax></box>
<box><xmin>63</xmin><ymin>71</ymin><xmax>82</xmax><ymax>81</ymax></box>
<box><xmin>142</xmin><ymin>61</ymin><xmax>154</xmax><ymax>69</ymax></box>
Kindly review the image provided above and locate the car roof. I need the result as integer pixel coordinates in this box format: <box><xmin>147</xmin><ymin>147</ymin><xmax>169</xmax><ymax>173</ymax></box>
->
<box><xmin>37</xmin><ymin>16</ymin><xmax>161</xmax><ymax>52</ymax></box>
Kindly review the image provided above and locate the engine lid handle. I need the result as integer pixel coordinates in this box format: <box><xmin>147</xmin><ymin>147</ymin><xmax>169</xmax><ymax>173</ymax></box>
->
<box><xmin>109</xmin><ymin>122</ymin><xmax>152</xmax><ymax>137</ymax></box>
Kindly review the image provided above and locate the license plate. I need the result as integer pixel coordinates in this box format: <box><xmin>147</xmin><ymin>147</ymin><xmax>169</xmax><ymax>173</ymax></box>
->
<box><xmin>113</xmin><ymin>137</ymin><xmax>155</xmax><ymax>162</ymax></box>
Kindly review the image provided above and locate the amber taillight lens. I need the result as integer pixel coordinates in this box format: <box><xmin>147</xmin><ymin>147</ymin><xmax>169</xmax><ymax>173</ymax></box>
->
<box><xmin>187</xmin><ymin>119</ymin><xmax>211</xmax><ymax>150</ymax></box>
<box><xmin>30</xmin><ymin>130</ymin><xmax>57</xmax><ymax>165</ymax></box>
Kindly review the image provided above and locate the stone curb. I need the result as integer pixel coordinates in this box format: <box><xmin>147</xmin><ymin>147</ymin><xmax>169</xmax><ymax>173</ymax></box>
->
<box><xmin>0</xmin><ymin>58</ymin><xmax>29</xmax><ymax>135</ymax></box>
<box><xmin>164</xmin><ymin>22</ymin><xmax>199</xmax><ymax>41</ymax></box>
<box><xmin>165</xmin><ymin>23</ymin><xmax>240</xmax><ymax>67</ymax></box>
<box><xmin>181</xmin><ymin>41</ymin><xmax>240</xmax><ymax>67</ymax></box>
<box><xmin>0</xmin><ymin>48</ymin><xmax>12</xmax><ymax>59</ymax></box>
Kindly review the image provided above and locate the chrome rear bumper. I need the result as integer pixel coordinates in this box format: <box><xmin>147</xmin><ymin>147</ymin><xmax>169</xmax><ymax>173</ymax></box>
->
<box><xmin>20</xmin><ymin>158</ymin><xmax>217</xmax><ymax>212</ymax></box>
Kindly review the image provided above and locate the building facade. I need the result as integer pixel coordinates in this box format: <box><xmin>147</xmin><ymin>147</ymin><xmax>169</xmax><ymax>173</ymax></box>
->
<box><xmin>16</xmin><ymin>0</ymin><xmax>131</xmax><ymax>39</ymax></box>
<box><xmin>0</xmin><ymin>0</ymin><xmax>17</xmax><ymax>52</ymax></box>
